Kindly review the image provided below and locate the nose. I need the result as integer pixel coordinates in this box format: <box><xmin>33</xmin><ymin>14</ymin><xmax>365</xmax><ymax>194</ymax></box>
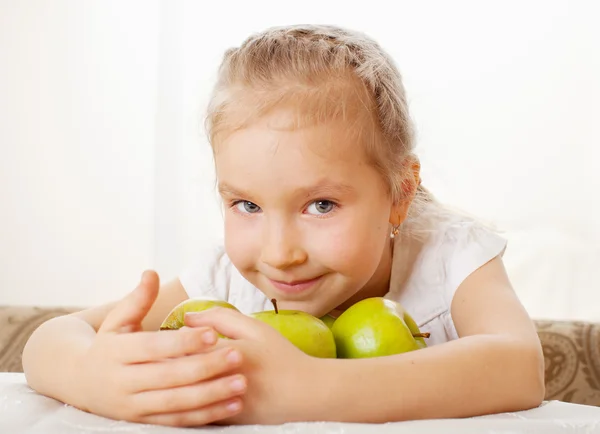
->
<box><xmin>260</xmin><ymin>218</ymin><xmax>307</xmax><ymax>270</ymax></box>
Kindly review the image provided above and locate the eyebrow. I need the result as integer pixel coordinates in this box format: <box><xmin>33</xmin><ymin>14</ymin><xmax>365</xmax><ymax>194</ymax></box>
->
<box><xmin>217</xmin><ymin>180</ymin><xmax>356</xmax><ymax>199</ymax></box>
<box><xmin>218</xmin><ymin>183</ymin><xmax>251</xmax><ymax>198</ymax></box>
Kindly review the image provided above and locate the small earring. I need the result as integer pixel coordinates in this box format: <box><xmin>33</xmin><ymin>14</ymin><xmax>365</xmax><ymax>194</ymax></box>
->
<box><xmin>390</xmin><ymin>226</ymin><xmax>400</xmax><ymax>239</ymax></box>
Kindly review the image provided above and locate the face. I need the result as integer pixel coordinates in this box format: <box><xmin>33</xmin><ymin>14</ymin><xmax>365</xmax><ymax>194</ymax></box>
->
<box><xmin>215</xmin><ymin>110</ymin><xmax>396</xmax><ymax>317</ymax></box>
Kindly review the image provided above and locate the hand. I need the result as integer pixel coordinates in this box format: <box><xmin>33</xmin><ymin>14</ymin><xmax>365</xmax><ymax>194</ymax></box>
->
<box><xmin>75</xmin><ymin>271</ymin><xmax>247</xmax><ymax>426</ymax></box>
<box><xmin>184</xmin><ymin>307</ymin><xmax>323</xmax><ymax>425</ymax></box>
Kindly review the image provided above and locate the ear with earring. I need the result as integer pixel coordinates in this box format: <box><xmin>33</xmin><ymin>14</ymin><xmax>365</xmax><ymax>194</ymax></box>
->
<box><xmin>389</xmin><ymin>163</ymin><xmax>419</xmax><ymax>240</ymax></box>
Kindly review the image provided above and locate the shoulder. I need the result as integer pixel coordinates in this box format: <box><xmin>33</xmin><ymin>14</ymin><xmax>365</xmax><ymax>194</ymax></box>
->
<box><xmin>178</xmin><ymin>240</ymin><xmax>230</xmax><ymax>300</ymax></box>
<box><xmin>178</xmin><ymin>240</ymin><xmax>268</xmax><ymax>314</ymax></box>
<box><xmin>432</xmin><ymin>211</ymin><xmax>508</xmax><ymax>305</ymax></box>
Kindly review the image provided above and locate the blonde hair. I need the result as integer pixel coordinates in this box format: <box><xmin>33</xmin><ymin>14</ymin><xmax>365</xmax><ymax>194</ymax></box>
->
<box><xmin>205</xmin><ymin>24</ymin><xmax>435</xmax><ymax>226</ymax></box>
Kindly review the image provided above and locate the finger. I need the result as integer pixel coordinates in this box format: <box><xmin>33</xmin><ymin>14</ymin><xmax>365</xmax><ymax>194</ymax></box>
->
<box><xmin>133</xmin><ymin>374</ymin><xmax>247</xmax><ymax>416</ymax></box>
<box><xmin>115</xmin><ymin>326</ymin><xmax>218</xmax><ymax>364</ymax></box>
<box><xmin>184</xmin><ymin>307</ymin><xmax>270</xmax><ymax>341</ymax></box>
<box><xmin>100</xmin><ymin>270</ymin><xmax>160</xmax><ymax>334</ymax></box>
<box><xmin>122</xmin><ymin>346</ymin><xmax>243</xmax><ymax>392</ymax></box>
<box><xmin>139</xmin><ymin>397</ymin><xmax>243</xmax><ymax>427</ymax></box>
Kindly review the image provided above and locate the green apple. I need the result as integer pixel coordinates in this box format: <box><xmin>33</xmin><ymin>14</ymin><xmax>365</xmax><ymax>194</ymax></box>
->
<box><xmin>319</xmin><ymin>314</ymin><xmax>337</xmax><ymax>329</ymax></box>
<box><xmin>159</xmin><ymin>297</ymin><xmax>238</xmax><ymax>331</ymax></box>
<box><xmin>331</xmin><ymin>297</ymin><xmax>429</xmax><ymax>358</ymax></box>
<box><xmin>251</xmin><ymin>299</ymin><xmax>337</xmax><ymax>359</ymax></box>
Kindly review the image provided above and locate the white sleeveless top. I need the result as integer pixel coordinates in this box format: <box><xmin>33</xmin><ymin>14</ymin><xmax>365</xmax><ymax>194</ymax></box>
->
<box><xmin>179</xmin><ymin>208</ymin><xmax>507</xmax><ymax>347</ymax></box>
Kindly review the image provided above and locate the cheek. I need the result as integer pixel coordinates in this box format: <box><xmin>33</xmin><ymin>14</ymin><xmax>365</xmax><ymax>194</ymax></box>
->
<box><xmin>223</xmin><ymin>214</ymin><xmax>260</xmax><ymax>271</ymax></box>
<box><xmin>309</xmin><ymin>210</ymin><xmax>389</xmax><ymax>275</ymax></box>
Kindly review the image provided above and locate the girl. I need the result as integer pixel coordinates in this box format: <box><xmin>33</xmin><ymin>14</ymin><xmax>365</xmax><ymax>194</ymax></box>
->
<box><xmin>22</xmin><ymin>24</ymin><xmax>545</xmax><ymax>426</ymax></box>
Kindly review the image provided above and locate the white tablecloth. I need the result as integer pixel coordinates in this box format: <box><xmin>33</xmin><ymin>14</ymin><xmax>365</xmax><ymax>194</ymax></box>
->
<box><xmin>2</xmin><ymin>373</ymin><xmax>600</xmax><ymax>434</ymax></box>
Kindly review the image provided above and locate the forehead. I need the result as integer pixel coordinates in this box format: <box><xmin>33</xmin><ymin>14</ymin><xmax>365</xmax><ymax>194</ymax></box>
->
<box><xmin>214</xmin><ymin>110</ymin><xmax>370</xmax><ymax>177</ymax></box>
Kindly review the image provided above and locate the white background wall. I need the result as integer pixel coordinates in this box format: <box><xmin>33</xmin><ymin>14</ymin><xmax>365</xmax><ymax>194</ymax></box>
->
<box><xmin>0</xmin><ymin>1</ymin><xmax>160</xmax><ymax>307</ymax></box>
<box><xmin>1</xmin><ymin>1</ymin><xmax>598</xmax><ymax>321</ymax></box>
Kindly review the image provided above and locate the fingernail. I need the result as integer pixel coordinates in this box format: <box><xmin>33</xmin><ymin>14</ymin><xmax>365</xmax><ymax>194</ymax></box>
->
<box><xmin>226</xmin><ymin>349</ymin><xmax>241</xmax><ymax>364</ymax></box>
<box><xmin>202</xmin><ymin>330</ymin><xmax>216</xmax><ymax>344</ymax></box>
<box><xmin>230</xmin><ymin>376</ymin><xmax>246</xmax><ymax>392</ymax></box>
<box><xmin>227</xmin><ymin>400</ymin><xmax>242</xmax><ymax>412</ymax></box>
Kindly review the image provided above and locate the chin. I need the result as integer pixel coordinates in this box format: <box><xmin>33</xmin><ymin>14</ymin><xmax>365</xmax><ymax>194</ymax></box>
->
<box><xmin>250</xmin><ymin>274</ymin><xmax>350</xmax><ymax>317</ymax></box>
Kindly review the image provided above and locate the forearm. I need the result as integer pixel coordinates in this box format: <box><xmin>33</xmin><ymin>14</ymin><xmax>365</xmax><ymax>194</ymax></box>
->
<box><xmin>313</xmin><ymin>335</ymin><xmax>545</xmax><ymax>423</ymax></box>
<box><xmin>22</xmin><ymin>315</ymin><xmax>95</xmax><ymax>406</ymax></box>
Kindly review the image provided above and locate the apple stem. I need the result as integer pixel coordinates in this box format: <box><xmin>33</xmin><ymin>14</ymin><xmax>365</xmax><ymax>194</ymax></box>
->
<box><xmin>271</xmin><ymin>298</ymin><xmax>279</xmax><ymax>314</ymax></box>
<box><xmin>413</xmin><ymin>332</ymin><xmax>430</xmax><ymax>339</ymax></box>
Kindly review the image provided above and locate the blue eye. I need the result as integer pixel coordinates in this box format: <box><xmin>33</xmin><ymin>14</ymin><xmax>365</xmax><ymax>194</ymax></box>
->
<box><xmin>306</xmin><ymin>200</ymin><xmax>335</xmax><ymax>215</ymax></box>
<box><xmin>235</xmin><ymin>201</ymin><xmax>261</xmax><ymax>214</ymax></box>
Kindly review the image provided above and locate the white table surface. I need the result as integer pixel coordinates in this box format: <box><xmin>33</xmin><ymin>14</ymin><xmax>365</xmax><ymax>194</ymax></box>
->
<box><xmin>2</xmin><ymin>373</ymin><xmax>600</xmax><ymax>434</ymax></box>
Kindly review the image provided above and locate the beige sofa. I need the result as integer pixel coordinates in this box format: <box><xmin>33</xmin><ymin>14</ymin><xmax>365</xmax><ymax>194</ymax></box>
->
<box><xmin>1</xmin><ymin>305</ymin><xmax>599</xmax><ymax>407</ymax></box>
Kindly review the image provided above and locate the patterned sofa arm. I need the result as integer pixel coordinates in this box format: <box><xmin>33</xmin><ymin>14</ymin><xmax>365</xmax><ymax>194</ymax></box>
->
<box><xmin>0</xmin><ymin>306</ymin><xmax>599</xmax><ymax>407</ymax></box>
<box><xmin>534</xmin><ymin>319</ymin><xmax>600</xmax><ymax>406</ymax></box>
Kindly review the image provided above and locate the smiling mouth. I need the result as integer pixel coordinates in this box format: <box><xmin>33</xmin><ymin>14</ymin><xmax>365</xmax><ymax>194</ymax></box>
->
<box><xmin>268</xmin><ymin>275</ymin><xmax>323</xmax><ymax>294</ymax></box>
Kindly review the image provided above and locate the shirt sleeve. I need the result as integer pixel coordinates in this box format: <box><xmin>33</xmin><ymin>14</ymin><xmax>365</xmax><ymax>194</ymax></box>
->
<box><xmin>178</xmin><ymin>240</ymin><xmax>233</xmax><ymax>302</ymax></box>
<box><xmin>442</xmin><ymin>220</ymin><xmax>508</xmax><ymax>306</ymax></box>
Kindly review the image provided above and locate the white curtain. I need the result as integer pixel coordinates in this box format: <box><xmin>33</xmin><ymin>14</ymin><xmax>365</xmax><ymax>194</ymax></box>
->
<box><xmin>1</xmin><ymin>1</ymin><xmax>598</xmax><ymax>321</ymax></box>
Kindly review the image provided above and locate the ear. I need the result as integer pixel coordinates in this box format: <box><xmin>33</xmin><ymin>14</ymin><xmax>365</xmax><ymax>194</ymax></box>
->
<box><xmin>389</xmin><ymin>157</ymin><xmax>421</xmax><ymax>226</ymax></box>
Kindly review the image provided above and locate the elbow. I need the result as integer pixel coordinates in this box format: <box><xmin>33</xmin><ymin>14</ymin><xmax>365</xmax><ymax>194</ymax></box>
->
<box><xmin>510</xmin><ymin>340</ymin><xmax>546</xmax><ymax>411</ymax></box>
<box><xmin>528</xmin><ymin>346</ymin><xmax>547</xmax><ymax>408</ymax></box>
<box><xmin>22</xmin><ymin>324</ymin><xmax>45</xmax><ymax>389</ymax></box>
<box><xmin>22</xmin><ymin>317</ymin><xmax>56</xmax><ymax>381</ymax></box>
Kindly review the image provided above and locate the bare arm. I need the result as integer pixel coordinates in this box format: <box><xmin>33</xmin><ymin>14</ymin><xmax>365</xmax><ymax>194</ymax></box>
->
<box><xmin>312</xmin><ymin>256</ymin><xmax>545</xmax><ymax>422</ymax></box>
<box><xmin>22</xmin><ymin>272</ymin><xmax>188</xmax><ymax>405</ymax></box>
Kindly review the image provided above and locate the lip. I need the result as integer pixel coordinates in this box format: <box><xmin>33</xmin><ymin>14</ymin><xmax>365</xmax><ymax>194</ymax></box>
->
<box><xmin>268</xmin><ymin>275</ymin><xmax>323</xmax><ymax>294</ymax></box>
